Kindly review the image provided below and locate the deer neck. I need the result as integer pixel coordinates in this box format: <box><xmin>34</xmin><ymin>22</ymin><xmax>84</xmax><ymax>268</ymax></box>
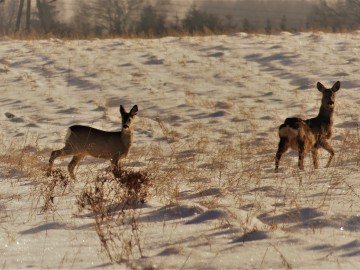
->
<box><xmin>316</xmin><ymin>105</ymin><xmax>334</xmax><ymax>125</ymax></box>
<box><xmin>121</xmin><ymin>128</ymin><xmax>133</xmax><ymax>149</ymax></box>
<box><xmin>311</xmin><ymin>104</ymin><xmax>335</xmax><ymax>139</ymax></box>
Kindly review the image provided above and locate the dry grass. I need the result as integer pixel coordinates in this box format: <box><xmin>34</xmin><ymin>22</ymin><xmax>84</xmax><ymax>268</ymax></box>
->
<box><xmin>75</xmin><ymin>169</ymin><xmax>152</xmax><ymax>262</ymax></box>
<box><xmin>0</xmin><ymin>98</ymin><xmax>360</xmax><ymax>267</ymax></box>
<box><xmin>0</xmin><ymin>145</ymin><xmax>45</xmax><ymax>178</ymax></box>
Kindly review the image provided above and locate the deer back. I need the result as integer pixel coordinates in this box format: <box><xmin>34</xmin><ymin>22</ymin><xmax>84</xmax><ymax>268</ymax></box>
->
<box><xmin>66</xmin><ymin>125</ymin><xmax>127</xmax><ymax>159</ymax></box>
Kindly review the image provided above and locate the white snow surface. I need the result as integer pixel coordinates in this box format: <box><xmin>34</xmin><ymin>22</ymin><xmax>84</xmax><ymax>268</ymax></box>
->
<box><xmin>1</xmin><ymin>32</ymin><xmax>360</xmax><ymax>269</ymax></box>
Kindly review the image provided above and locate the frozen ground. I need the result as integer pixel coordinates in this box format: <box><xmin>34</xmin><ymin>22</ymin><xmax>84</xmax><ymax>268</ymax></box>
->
<box><xmin>1</xmin><ymin>32</ymin><xmax>360</xmax><ymax>269</ymax></box>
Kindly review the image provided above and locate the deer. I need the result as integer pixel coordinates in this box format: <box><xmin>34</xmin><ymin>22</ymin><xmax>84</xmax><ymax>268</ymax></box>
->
<box><xmin>47</xmin><ymin>104</ymin><xmax>138</xmax><ymax>179</ymax></box>
<box><xmin>275</xmin><ymin>81</ymin><xmax>340</xmax><ymax>172</ymax></box>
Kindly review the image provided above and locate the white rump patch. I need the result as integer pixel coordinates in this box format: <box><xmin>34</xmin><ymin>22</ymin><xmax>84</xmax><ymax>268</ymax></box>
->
<box><xmin>279</xmin><ymin>126</ymin><xmax>298</xmax><ymax>139</ymax></box>
<box><xmin>65</xmin><ymin>128</ymin><xmax>72</xmax><ymax>141</ymax></box>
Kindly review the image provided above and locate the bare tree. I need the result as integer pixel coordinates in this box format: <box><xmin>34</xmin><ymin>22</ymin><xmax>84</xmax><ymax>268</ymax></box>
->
<box><xmin>36</xmin><ymin>0</ymin><xmax>58</xmax><ymax>34</ymax></box>
<box><xmin>307</xmin><ymin>0</ymin><xmax>360</xmax><ymax>31</ymax></box>
<box><xmin>0</xmin><ymin>1</ymin><xmax>17</xmax><ymax>35</ymax></box>
<box><xmin>182</xmin><ymin>5</ymin><xmax>224</xmax><ymax>34</ymax></box>
<box><xmin>307</xmin><ymin>1</ymin><xmax>342</xmax><ymax>31</ymax></box>
<box><xmin>343</xmin><ymin>0</ymin><xmax>360</xmax><ymax>28</ymax></box>
<box><xmin>70</xmin><ymin>1</ymin><xmax>95</xmax><ymax>36</ymax></box>
<box><xmin>92</xmin><ymin>0</ymin><xmax>143</xmax><ymax>35</ymax></box>
<box><xmin>136</xmin><ymin>4</ymin><xmax>166</xmax><ymax>36</ymax></box>
<box><xmin>279</xmin><ymin>15</ymin><xmax>287</xmax><ymax>31</ymax></box>
<box><xmin>70</xmin><ymin>0</ymin><xmax>144</xmax><ymax>36</ymax></box>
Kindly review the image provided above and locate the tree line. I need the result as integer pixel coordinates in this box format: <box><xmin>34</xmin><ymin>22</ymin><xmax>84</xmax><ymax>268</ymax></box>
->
<box><xmin>1</xmin><ymin>0</ymin><xmax>360</xmax><ymax>37</ymax></box>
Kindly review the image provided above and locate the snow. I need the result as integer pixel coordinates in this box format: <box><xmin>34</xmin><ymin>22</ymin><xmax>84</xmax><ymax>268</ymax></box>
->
<box><xmin>1</xmin><ymin>32</ymin><xmax>360</xmax><ymax>269</ymax></box>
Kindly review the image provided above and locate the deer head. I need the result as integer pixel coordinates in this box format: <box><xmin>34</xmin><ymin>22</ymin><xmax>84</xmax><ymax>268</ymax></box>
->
<box><xmin>120</xmin><ymin>105</ymin><xmax>138</xmax><ymax>130</ymax></box>
<box><xmin>317</xmin><ymin>81</ymin><xmax>340</xmax><ymax>111</ymax></box>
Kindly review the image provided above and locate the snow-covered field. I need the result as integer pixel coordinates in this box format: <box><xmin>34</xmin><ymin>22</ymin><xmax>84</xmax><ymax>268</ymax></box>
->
<box><xmin>1</xmin><ymin>32</ymin><xmax>360</xmax><ymax>269</ymax></box>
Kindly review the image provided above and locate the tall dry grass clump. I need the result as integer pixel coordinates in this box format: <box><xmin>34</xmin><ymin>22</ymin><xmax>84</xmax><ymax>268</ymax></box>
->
<box><xmin>39</xmin><ymin>165</ymin><xmax>152</xmax><ymax>263</ymax></box>
<box><xmin>75</xmin><ymin>169</ymin><xmax>151</xmax><ymax>262</ymax></box>
<box><xmin>0</xmin><ymin>144</ymin><xmax>45</xmax><ymax>178</ymax></box>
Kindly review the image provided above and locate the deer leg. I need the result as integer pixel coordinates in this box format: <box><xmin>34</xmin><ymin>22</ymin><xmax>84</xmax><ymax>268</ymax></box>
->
<box><xmin>320</xmin><ymin>140</ymin><xmax>335</xmax><ymax>168</ymax></box>
<box><xmin>298</xmin><ymin>139</ymin><xmax>306</xmax><ymax>170</ymax></box>
<box><xmin>48</xmin><ymin>148</ymin><xmax>73</xmax><ymax>176</ymax></box>
<box><xmin>48</xmin><ymin>149</ymin><xmax>63</xmax><ymax>175</ymax></box>
<box><xmin>275</xmin><ymin>137</ymin><xmax>290</xmax><ymax>172</ymax></box>
<box><xmin>111</xmin><ymin>154</ymin><xmax>123</xmax><ymax>178</ymax></box>
<box><xmin>68</xmin><ymin>154</ymin><xmax>84</xmax><ymax>179</ymax></box>
<box><xmin>47</xmin><ymin>145</ymin><xmax>76</xmax><ymax>176</ymax></box>
<box><xmin>311</xmin><ymin>148</ymin><xmax>319</xmax><ymax>169</ymax></box>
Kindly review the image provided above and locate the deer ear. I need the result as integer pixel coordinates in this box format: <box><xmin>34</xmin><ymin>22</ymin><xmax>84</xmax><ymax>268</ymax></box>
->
<box><xmin>120</xmin><ymin>105</ymin><xmax>126</xmax><ymax>115</ymax></box>
<box><xmin>130</xmin><ymin>105</ymin><xmax>138</xmax><ymax>116</ymax></box>
<box><xmin>332</xmin><ymin>81</ymin><xmax>340</xmax><ymax>92</ymax></box>
<box><xmin>317</xmin><ymin>82</ymin><xmax>326</xmax><ymax>93</ymax></box>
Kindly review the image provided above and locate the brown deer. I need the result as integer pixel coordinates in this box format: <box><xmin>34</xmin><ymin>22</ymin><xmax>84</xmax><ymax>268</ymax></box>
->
<box><xmin>47</xmin><ymin>104</ymin><xmax>138</xmax><ymax>179</ymax></box>
<box><xmin>275</xmin><ymin>81</ymin><xmax>340</xmax><ymax>172</ymax></box>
